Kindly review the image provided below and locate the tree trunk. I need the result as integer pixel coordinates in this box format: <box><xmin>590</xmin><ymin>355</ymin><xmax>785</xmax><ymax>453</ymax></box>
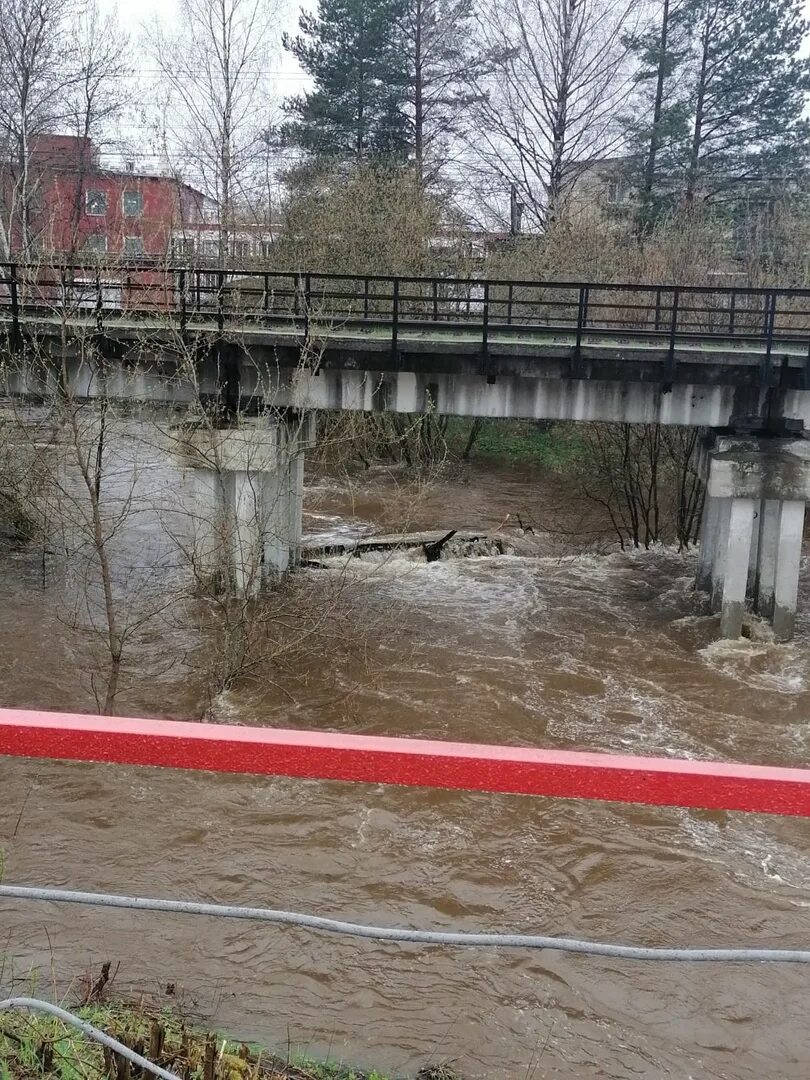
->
<box><xmin>685</xmin><ymin>11</ymin><xmax>711</xmax><ymax>205</ymax></box>
<box><xmin>641</xmin><ymin>0</ymin><xmax>670</xmax><ymax>217</ymax></box>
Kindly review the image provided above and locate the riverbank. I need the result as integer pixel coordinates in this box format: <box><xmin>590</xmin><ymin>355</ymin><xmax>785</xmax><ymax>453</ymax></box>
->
<box><xmin>0</xmin><ymin>998</ymin><xmax>459</xmax><ymax>1079</ymax></box>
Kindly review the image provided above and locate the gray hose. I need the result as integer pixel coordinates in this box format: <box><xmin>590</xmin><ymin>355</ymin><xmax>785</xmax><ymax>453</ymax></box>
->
<box><xmin>2</xmin><ymin>883</ymin><xmax>810</xmax><ymax>963</ymax></box>
<box><xmin>0</xmin><ymin>997</ymin><xmax>181</xmax><ymax>1080</ymax></box>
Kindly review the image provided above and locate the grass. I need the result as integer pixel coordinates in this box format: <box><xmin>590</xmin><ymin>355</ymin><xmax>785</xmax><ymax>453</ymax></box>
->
<box><xmin>0</xmin><ymin>1000</ymin><xmax>458</xmax><ymax>1080</ymax></box>
<box><xmin>445</xmin><ymin>418</ymin><xmax>582</xmax><ymax>468</ymax></box>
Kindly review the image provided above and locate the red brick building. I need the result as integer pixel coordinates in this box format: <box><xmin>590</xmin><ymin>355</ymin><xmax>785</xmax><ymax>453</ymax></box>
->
<box><xmin>11</xmin><ymin>134</ymin><xmax>216</xmax><ymax>261</ymax></box>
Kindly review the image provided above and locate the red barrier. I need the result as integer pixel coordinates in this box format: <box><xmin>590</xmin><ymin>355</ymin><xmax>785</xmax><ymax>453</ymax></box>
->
<box><xmin>2</xmin><ymin>707</ymin><xmax>810</xmax><ymax>817</ymax></box>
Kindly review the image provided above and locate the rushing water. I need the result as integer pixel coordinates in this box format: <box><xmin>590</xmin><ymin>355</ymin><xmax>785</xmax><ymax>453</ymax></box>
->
<box><xmin>2</xmin><ymin>454</ymin><xmax>810</xmax><ymax>1079</ymax></box>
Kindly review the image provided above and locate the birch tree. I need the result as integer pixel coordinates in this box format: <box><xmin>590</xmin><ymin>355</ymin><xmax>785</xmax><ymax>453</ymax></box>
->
<box><xmin>467</xmin><ymin>0</ymin><xmax>638</xmax><ymax>228</ymax></box>
<box><xmin>148</xmin><ymin>0</ymin><xmax>280</xmax><ymax>258</ymax></box>
<box><xmin>0</xmin><ymin>0</ymin><xmax>128</xmax><ymax>260</ymax></box>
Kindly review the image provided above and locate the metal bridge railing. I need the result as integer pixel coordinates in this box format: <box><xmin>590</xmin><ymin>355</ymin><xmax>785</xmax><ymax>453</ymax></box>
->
<box><xmin>1</xmin><ymin>262</ymin><xmax>810</xmax><ymax>356</ymax></box>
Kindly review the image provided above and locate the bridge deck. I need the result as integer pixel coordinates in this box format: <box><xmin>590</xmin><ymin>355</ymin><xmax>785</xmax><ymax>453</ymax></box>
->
<box><xmin>8</xmin><ymin>309</ymin><xmax>809</xmax><ymax>361</ymax></box>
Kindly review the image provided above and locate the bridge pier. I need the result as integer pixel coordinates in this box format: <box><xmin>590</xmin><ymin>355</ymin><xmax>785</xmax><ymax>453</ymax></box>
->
<box><xmin>184</xmin><ymin>413</ymin><xmax>311</xmax><ymax>596</ymax></box>
<box><xmin>698</xmin><ymin>437</ymin><xmax>809</xmax><ymax>641</ymax></box>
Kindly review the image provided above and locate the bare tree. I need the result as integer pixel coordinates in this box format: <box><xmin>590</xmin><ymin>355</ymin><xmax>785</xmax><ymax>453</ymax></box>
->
<box><xmin>0</xmin><ymin>0</ymin><xmax>78</xmax><ymax>257</ymax></box>
<box><xmin>467</xmin><ymin>0</ymin><xmax>638</xmax><ymax>228</ymax></box>
<box><xmin>147</xmin><ymin>0</ymin><xmax>279</xmax><ymax>260</ymax></box>
<box><xmin>0</xmin><ymin>0</ymin><xmax>128</xmax><ymax>260</ymax></box>
<box><xmin>61</xmin><ymin>1</ymin><xmax>130</xmax><ymax>257</ymax></box>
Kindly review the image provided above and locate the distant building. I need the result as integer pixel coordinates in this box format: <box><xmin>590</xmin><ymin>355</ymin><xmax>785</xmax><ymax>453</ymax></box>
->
<box><xmin>1</xmin><ymin>134</ymin><xmax>217</xmax><ymax>261</ymax></box>
<box><xmin>562</xmin><ymin>156</ymin><xmax>634</xmax><ymax>216</ymax></box>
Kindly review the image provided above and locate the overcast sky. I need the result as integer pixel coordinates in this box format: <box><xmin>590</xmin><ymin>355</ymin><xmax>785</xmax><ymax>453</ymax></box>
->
<box><xmin>101</xmin><ymin>0</ymin><xmax>810</xmax><ymax>171</ymax></box>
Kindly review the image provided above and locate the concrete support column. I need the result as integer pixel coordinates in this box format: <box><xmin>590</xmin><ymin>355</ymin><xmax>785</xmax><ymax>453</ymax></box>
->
<box><xmin>696</xmin><ymin>494</ymin><xmax>721</xmax><ymax>593</ymax></box>
<box><xmin>710</xmin><ymin>499</ymin><xmax>732</xmax><ymax>613</ymax></box>
<box><xmin>754</xmin><ymin>499</ymin><xmax>781</xmax><ymax>618</ymax></box>
<box><xmin>190</xmin><ymin>468</ymin><xmax>223</xmax><ymax>583</ymax></box>
<box><xmin>705</xmin><ymin>435</ymin><xmax>809</xmax><ymax>643</ymax></box>
<box><xmin>719</xmin><ymin>498</ymin><xmax>755</xmax><ymax>639</ymax></box>
<box><xmin>262</xmin><ymin>467</ymin><xmax>291</xmax><ymax>581</ymax></box>
<box><xmin>773</xmin><ymin>501</ymin><xmax>806</xmax><ymax>643</ymax></box>
<box><xmin>287</xmin><ymin>444</ymin><xmax>305</xmax><ymax>564</ymax></box>
<box><xmin>230</xmin><ymin>469</ymin><xmax>264</xmax><ymax>596</ymax></box>
<box><xmin>746</xmin><ymin>501</ymin><xmax>761</xmax><ymax>599</ymax></box>
<box><xmin>184</xmin><ymin>418</ymin><xmax>309</xmax><ymax>596</ymax></box>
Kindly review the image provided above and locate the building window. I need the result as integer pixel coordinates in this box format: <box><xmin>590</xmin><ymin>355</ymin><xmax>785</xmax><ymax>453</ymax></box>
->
<box><xmin>124</xmin><ymin>236</ymin><xmax>144</xmax><ymax>256</ymax></box>
<box><xmin>86</xmin><ymin>190</ymin><xmax>107</xmax><ymax>216</ymax></box>
<box><xmin>230</xmin><ymin>239</ymin><xmax>251</xmax><ymax>259</ymax></box>
<box><xmin>122</xmin><ymin>190</ymin><xmax>143</xmax><ymax>216</ymax></box>
<box><xmin>172</xmin><ymin>237</ymin><xmax>195</xmax><ymax>258</ymax></box>
<box><xmin>83</xmin><ymin>234</ymin><xmax>107</xmax><ymax>254</ymax></box>
<box><xmin>201</xmin><ymin>238</ymin><xmax>219</xmax><ymax>257</ymax></box>
<box><xmin>605</xmin><ymin>178</ymin><xmax>629</xmax><ymax>205</ymax></box>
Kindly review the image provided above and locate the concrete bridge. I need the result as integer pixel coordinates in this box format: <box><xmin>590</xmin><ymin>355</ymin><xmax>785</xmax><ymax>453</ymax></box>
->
<box><xmin>2</xmin><ymin>263</ymin><xmax>810</xmax><ymax>639</ymax></box>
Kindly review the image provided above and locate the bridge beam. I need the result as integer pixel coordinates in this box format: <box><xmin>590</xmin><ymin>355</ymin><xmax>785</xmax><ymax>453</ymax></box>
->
<box><xmin>701</xmin><ymin>437</ymin><xmax>810</xmax><ymax>640</ymax></box>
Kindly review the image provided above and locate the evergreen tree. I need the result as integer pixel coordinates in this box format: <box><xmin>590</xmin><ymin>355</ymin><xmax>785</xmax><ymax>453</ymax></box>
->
<box><xmin>282</xmin><ymin>0</ymin><xmax>410</xmax><ymax>163</ymax></box>
<box><xmin>402</xmin><ymin>0</ymin><xmax>500</xmax><ymax>185</ymax></box>
<box><xmin>625</xmin><ymin>0</ymin><xmax>810</xmax><ymax>218</ymax></box>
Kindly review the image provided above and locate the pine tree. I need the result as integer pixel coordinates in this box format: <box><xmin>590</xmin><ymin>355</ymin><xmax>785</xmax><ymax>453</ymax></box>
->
<box><xmin>402</xmin><ymin>0</ymin><xmax>500</xmax><ymax>185</ymax></box>
<box><xmin>625</xmin><ymin>0</ymin><xmax>810</xmax><ymax>217</ymax></box>
<box><xmin>282</xmin><ymin>0</ymin><xmax>410</xmax><ymax>163</ymax></box>
<box><xmin>680</xmin><ymin>0</ymin><xmax>810</xmax><ymax>204</ymax></box>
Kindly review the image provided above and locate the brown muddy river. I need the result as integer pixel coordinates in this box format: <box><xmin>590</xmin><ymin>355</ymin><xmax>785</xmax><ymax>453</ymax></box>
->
<box><xmin>2</xmin><ymin>451</ymin><xmax>810</xmax><ymax>1079</ymax></box>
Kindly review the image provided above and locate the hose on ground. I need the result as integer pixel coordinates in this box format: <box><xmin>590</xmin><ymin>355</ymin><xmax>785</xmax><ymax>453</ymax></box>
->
<box><xmin>0</xmin><ymin>997</ymin><xmax>181</xmax><ymax>1080</ymax></box>
<box><xmin>2</xmin><ymin>883</ymin><xmax>810</xmax><ymax>963</ymax></box>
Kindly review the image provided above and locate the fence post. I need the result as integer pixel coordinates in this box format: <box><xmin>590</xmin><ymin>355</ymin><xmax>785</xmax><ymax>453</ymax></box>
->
<box><xmin>303</xmin><ymin>271</ymin><xmax>311</xmax><ymax>344</ymax></box>
<box><xmin>762</xmin><ymin>290</ymin><xmax>777</xmax><ymax>388</ymax></box>
<box><xmin>216</xmin><ymin>270</ymin><xmax>225</xmax><ymax>334</ymax></box>
<box><xmin>8</xmin><ymin>263</ymin><xmax>20</xmax><ymax>349</ymax></box>
<box><xmin>178</xmin><ymin>268</ymin><xmax>187</xmax><ymax>335</ymax></box>
<box><xmin>482</xmin><ymin>280</ymin><xmax>492</xmax><ymax>382</ymax></box>
<box><xmin>432</xmin><ymin>279</ymin><xmax>438</xmax><ymax>322</ymax></box>
<box><xmin>665</xmin><ymin>286</ymin><xmax>680</xmax><ymax>388</ymax></box>
<box><xmin>363</xmin><ymin>277</ymin><xmax>370</xmax><ymax>320</ymax></box>
<box><xmin>573</xmin><ymin>284</ymin><xmax>588</xmax><ymax>377</ymax></box>
<box><xmin>95</xmin><ymin>268</ymin><xmax>103</xmax><ymax>333</ymax></box>
<box><xmin>507</xmin><ymin>282</ymin><xmax>513</xmax><ymax>325</ymax></box>
<box><xmin>391</xmin><ymin>277</ymin><xmax>400</xmax><ymax>367</ymax></box>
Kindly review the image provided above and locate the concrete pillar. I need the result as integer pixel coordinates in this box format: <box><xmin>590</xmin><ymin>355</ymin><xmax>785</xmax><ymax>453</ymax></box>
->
<box><xmin>710</xmin><ymin>499</ymin><xmax>732</xmax><ymax>613</ymax></box>
<box><xmin>184</xmin><ymin>418</ymin><xmax>308</xmax><ymax>596</ymax></box>
<box><xmin>230</xmin><ymin>469</ymin><xmax>264</xmax><ymax>597</ymax></box>
<box><xmin>746</xmin><ymin>501</ymin><xmax>761</xmax><ymax>599</ymax></box>
<box><xmin>287</xmin><ymin>445</ymin><xmax>305</xmax><ymax>564</ymax></box>
<box><xmin>772</xmin><ymin>500</ymin><xmax>805</xmax><ymax>643</ymax></box>
<box><xmin>754</xmin><ymin>499</ymin><xmax>780</xmax><ymax>618</ymax></box>
<box><xmin>719</xmin><ymin>498</ymin><xmax>755</xmax><ymax>639</ymax></box>
<box><xmin>696</xmin><ymin>495</ymin><xmax>721</xmax><ymax>593</ymax></box>
<box><xmin>262</xmin><ymin>468</ymin><xmax>290</xmax><ymax>580</ymax></box>
<box><xmin>190</xmin><ymin>468</ymin><xmax>223</xmax><ymax>583</ymax></box>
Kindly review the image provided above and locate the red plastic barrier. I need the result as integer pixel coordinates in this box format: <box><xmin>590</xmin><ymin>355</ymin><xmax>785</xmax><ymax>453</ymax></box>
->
<box><xmin>2</xmin><ymin>708</ymin><xmax>810</xmax><ymax>817</ymax></box>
